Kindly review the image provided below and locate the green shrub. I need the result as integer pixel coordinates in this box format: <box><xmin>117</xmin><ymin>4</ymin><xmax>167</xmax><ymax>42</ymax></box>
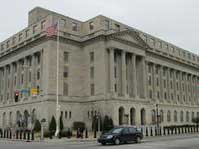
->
<box><xmin>33</xmin><ymin>119</ymin><xmax>41</xmax><ymax>132</ymax></box>
<box><xmin>60</xmin><ymin>116</ymin><xmax>64</xmax><ymax>131</ymax></box>
<box><xmin>49</xmin><ymin>116</ymin><xmax>56</xmax><ymax>131</ymax></box>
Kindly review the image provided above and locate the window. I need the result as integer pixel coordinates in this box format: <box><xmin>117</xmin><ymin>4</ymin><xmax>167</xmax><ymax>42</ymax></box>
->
<box><xmin>160</xmin><ymin>110</ymin><xmax>164</xmax><ymax>122</ymax></box>
<box><xmin>90</xmin><ymin>67</ymin><xmax>94</xmax><ymax>79</ymax></box>
<box><xmin>90</xmin><ymin>52</ymin><xmax>94</xmax><ymax>63</ymax></box>
<box><xmin>105</xmin><ymin>20</ymin><xmax>110</xmax><ymax>30</ymax></box>
<box><xmin>37</xmin><ymin>69</ymin><xmax>40</xmax><ymax>80</ymax></box>
<box><xmin>63</xmin><ymin>66</ymin><xmax>68</xmax><ymax>78</ymax></box>
<box><xmin>6</xmin><ymin>41</ymin><xmax>10</xmax><ymax>48</ymax></box>
<box><xmin>29</xmin><ymin>71</ymin><xmax>31</xmax><ymax>82</ymax></box>
<box><xmin>61</xmin><ymin>19</ymin><xmax>66</xmax><ymax>27</ymax></box>
<box><xmin>89</xmin><ymin>21</ymin><xmax>94</xmax><ymax>30</ymax></box>
<box><xmin>41</xmin><ymin>20</ymin><xmax>46</xmax><ymax>30</ymax></box>
<box><xmin>33</xmin><ymin>25</ymin><xmax>37</xmax><ymax>34</ymax></box>
<box><xmin>186</xmin><ymin>111</ymin><xmax>189</xmax><ymax>122</ymax></box>
<box><xmin>164</xmin><ymin>80</ymin><xmax>166</xmax><ymax>88</ymax></box>
<box><xmin>25</xmin><ymin>30</ymin><xmax>30</xmax><ymax>37</ymax></box>
<box><xmin>148</xmin><ymin>76</ymin><xmax>152</xmax><ymax>86</ymax></box>
<box><xmin>114</xmin><ymin>66</ymin><xmax>117</xmax><ymax>78</ymax></box>
<box><xmin>115</xmin><ymin>24</ymin><xmax>120</xmax><ymax>31</ymax></box>
<box><xmin>65</xmin><ymin>111</ymin><xmax>68</xmax><ymax>119</ymax></box>
<box><xmin>63</xmin><ymin>82</ymin><xmax>68</xmax><ymax>96</ymax></box>
<box><xmin>151</xmin><ymin>109</ymin><xmax>156</xmax><ymax>124</ymax></box>
<box><xmin>149</xmin><ymin>90</ymin><xmax>152</xmax><ymax>99</ymax></box>
<box><xmin>115</xmin><ymin>84</ymin><xmax>117</xmax><ymax>92</ymax></box>
<box><xmin>164</xmin><ymin>92</ymin><xmax>167</xmax><ymax>99</ymax></box>
<box><xmin>174</xmin><ymin>111</ymin><xmax>178</xmax><ymax>122</ymax></box>
<box><xmin>37</xmin><ymin>54</ymin><xmax>40</xmax><ymax>65</ymax></box>
<box><xmin>12</xmin><ymin>37</ymin><xmax>16</xmax><ymax>45</ymax></box>
<box><xmin>1</xmin><ymin>44</ymin><xmax>4</xmax><ymax>51</ymax></box>
<box><xmin>64</xmin><ymin>52</ymin><xmax>69</xmax><ymax>63</ymax></box>
<box><xmin>180</xmin><ymin>111</ymin><xmax>184</xmax><ymax>122</ymax></box>
<box><xmin>72</xmin><ymin>22</ymin><xmax>78</xmax><ymax>31</ymax></box>
<box><xmin>167</xmin><ymin>111</ymin><xmax>171</xmax><ymax>122</ymax></box>
<box><xmin>21</xmin><ymin>74</ymin><xmax>24</xmax><ymax>84</ymax></box>
<box><xmin>69</xmin><ymin>111</ymin><xmax>72</xmax><ymax>119</ymax></box>
<box><xmin>19</xmin><ymin>33</ymin><xmax>23</xmax><ymax>41</ymax></box>
<box><xmin>91</xmin><ymin>84</ymin><xmax>95</xmax><ymax>96</ymax></box>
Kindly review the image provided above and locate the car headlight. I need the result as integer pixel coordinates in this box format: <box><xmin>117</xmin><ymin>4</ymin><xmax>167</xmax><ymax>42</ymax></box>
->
<box><xmin>107</xmin><ymin>135</ymin><xmax>113</xmax><ymax>139</ymax></box>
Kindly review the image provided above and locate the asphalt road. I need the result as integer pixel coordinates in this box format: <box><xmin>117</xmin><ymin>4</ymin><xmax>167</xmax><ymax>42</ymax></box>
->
<box><xmin>1</xmin><ymin>136</ymin><xmax>199</xmax><ymax>149</ymax></box>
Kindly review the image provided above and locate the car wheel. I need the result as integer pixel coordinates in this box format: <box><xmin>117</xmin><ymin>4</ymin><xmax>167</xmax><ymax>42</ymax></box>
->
<box><xmin>114</xmin><ymin>138</ymin><xmax>120</xmax><ymax>145</ymax></box>
<box><xmin>136</xmin><ymin>136</ymin><xmax>141</xmax><ymax>143</ymax></box>
<box><xmin>101</xmin><ymin>142</ymin><xmax>106</xmax><ymax>145</ymax></box>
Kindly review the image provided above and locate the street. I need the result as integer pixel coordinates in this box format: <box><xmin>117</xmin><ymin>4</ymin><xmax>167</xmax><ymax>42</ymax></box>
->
<box><xmin>0</xmin><ymin>135</ymin><xmax>199</xmax><ymax>149</ymax></box>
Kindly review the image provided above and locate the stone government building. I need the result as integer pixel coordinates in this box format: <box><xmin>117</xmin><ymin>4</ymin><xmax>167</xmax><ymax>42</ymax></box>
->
<box><xmin>0</xmin><ymin>7</ymin><xmax>199</xmax><ymax>130</ymax></box>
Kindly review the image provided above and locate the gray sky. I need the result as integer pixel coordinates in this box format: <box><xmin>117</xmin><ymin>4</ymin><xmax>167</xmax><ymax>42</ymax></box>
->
<box><xmin>0</xmin><ymin>0</ymin><xmax>198</xmax><ymax>54</ymax></box>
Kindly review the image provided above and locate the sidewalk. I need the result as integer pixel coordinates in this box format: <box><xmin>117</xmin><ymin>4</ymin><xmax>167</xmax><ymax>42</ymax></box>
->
<box><xmin>0</xmin><ymin>133</ymin><xmax>199</xmax><ymax>144</ymax></box>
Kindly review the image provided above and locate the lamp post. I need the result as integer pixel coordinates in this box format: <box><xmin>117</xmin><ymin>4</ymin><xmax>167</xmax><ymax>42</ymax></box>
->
<box><xmin>96</xmin><ymin>111</ymin><xmax>101</xmax><ymax>137</ymax></box>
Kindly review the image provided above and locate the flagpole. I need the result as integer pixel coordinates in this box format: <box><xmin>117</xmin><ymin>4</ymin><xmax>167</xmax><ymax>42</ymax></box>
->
<box><xmin>55</xmin><ymin>20</ymin><xmax>60</xmax><ymax>137</ymax></box>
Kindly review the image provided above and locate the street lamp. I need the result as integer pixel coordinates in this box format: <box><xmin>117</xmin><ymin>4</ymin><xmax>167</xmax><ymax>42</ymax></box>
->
<box><xmin>96</xmin><ymin>111</ymin><xmax>101</xmax><ymax>137</ymax></box>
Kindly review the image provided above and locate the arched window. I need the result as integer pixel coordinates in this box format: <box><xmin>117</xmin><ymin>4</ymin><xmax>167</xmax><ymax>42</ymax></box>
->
<box><xmin>140</xmin><ymin>108</ymin><xmax>146</xmax><ymax>125</ymax></box>
<box><xmin>119</xmin><ymin>107</ymin><xmax>125</xmax><ymax>125</ymax></box>
<box><xmin>130</xmin><ymin>108</ymin><xmax>136</xmax><ymax>125</ymax></box>
<box><xmin>174</xmin><ymin>111</ymin><xmax>178</xmax><ymax>122</ymax></box>
<box><xmin>167</xmin><ymin>110</ymin><xmax>171</xmax><ymax>122</ymax></box>
<box><xmin>180</xmin><ymin>111</ymin><xmax>184</xmax><ymax>122</ymax></box>
<box><xmin>197</xmin><ymin>112</ymin><xmax>199</xmax><ymax>118</ymax></box>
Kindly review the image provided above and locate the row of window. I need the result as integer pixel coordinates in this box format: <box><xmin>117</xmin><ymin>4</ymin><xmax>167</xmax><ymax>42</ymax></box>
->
<box><xmin>151</xmin><ymin>110</ymin><xmax>199</xmax><ymax>124</ymax></box>
<box><xmin>142</xmin><ymin>34</ymin><xmax>198</xmax><ymax>63</ymax></box>
<box><xmin>1</xmin><ymin>21</ymin><xmax>46</xmax><ymax>51</ymax></box>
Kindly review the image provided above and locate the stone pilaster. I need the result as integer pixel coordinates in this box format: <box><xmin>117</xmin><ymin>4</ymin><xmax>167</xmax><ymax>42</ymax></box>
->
<box><xmin>141</xmin><ymin>56</ymin><xmax>146</xmax><ymax>98</ymax></box>
<box><xmin>121</xmin><ymin>50</ymin><xmax>126</xmax><ymax>97</ymax></box>
<box><xmin>109</xmin><ymin>48</ymin><xmax>115</xmax><ymax>96</ymax></box>
<box><xmin>132</xmin><ymin>54</ymin><xmax>137</xmax><ymax>98</ymax></box>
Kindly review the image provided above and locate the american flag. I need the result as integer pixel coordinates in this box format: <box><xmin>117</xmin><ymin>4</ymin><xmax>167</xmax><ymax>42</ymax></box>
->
<box><xmin>45</xmin><ymin>23</ymin><xmax>58</xmax><ymax>37</ymax></box>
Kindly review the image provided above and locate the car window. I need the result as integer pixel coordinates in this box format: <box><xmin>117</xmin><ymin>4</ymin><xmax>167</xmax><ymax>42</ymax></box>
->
<box><xmin>129</xmin><ymin>127</ymin><xmax>137</xmax><ymax>133</ymax></box>
<box><xmin>109</xmin><ymin>128</ymin><xmax>123</xmax><ymax>134</ymax></box>
<box><xmin>122</xmin><ymin>128</ymin><xmax>130</xmax><ymax>134</ymax></box>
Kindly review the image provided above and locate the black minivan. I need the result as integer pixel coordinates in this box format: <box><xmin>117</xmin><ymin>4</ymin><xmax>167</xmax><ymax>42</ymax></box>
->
<box><xmin>98</xmin><ymin>126</ymin><xmax>143</xmax><ymax>145</ymax></box>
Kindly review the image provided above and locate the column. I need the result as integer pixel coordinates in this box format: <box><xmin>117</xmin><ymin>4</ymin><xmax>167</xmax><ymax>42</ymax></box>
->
<box><xmin>121</xmin><ymin>51</ymin><xmax>126</xmax><ymax>97</ymax></box>
<box><xmin>179</xmin><ymin>71</ymin><xmax>183</xmax><ymax>104</ymax></box>
<box><xmin>141</xmin><ymin>56</ymin><xmax>146</xmax><ymax>98</ymax></box>
<box><xmin>109</xmin><ymin>48</ymin><xmax>115</xmax><ymax>96</ymax></box>
<box><xmin>166</xmin><ymin>67</ymin><xmax>170</xmax><ymax>103</ymax></box>
<box><xmin>10</xmin><ymin>63</ymin><xmax>14</xmax><ymax>103</ymax></box>
<box><xmin>152</xmin><ymin>64</ymin><xmax>156</xmax><ymax>101</ymax></box>
<box><xmin>185</xmin><ymin>73</ymin><xmax>188</xmax><ymax>104</ymax></box>
<box><xmin>32</xmin><ymin>54</ymin><xmax>36</xmax><ymax>89</ymax></box>
<box><xmin>173</xmin><ymin>69</ymin><xmax>177</xmax><ymax>104</ymax></box>
<box><xmin>3</xmin><ymin>66</ymin><xmax>7</xmax><ymax>103</ymax></box>
<box><xmin>160</xmin><ymin>66</ymin><xmax>163</xmax><ymax>102</ymax></box>
<box><xmin>132</xmin><ymin>54</ymin><xmax>137</xmax><ymax>97</ymax></box>
<box><xmin>40</xmin><ymin>50</ymin><xmax>43</xmax><ymax>95</ymax></box>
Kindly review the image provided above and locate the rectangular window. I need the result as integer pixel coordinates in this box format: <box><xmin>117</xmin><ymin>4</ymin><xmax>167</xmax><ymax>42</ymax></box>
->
<box><xmin>41</xmin><ymin>20</ymin><xmax>46</xmax><ymax>30</ymax></box>
<box><xmin>19</xmin><ymin>33</ymin><xmax>23</xmax><ymax>41</ymax></box>
<box><xmin>37</xmin><ymin>69</ymin><xmax>40</xmax><ymax>80</ymax></box>
<box><xmin>33</xmin><ymin>25</ymin><xmax>37</xmax><ymax>34</ymax></box>
<box><xmin>61</xmin><ymin>19</ymin><xmax>66</xmax><ymax>27</ymax></box>
<box><xmin>37</xmin><ymin>54</ymin><xmax>40</xmax><ymax>65</ymax></box>
<box><xmin>90</xmin><ymin>52</ymin><xmax>94</xmax><ymax>63</ymax></box>
<box><xmin>89</xmin><ymin>21</ymin><xmax>94</xmax><ymax>30</ymax></box>
<box><xmin>90</xmin><ymin>67</ymin><xmax>94</xmax><ymax>79</ymax></box>
<box><xmin>63</xmin><ymin>82</ymin><xmax>68</xmax><ymax>96</ymax></box>
<box><xmin>12</xmin><ymin>37</ymin><xmax>16</xmax><ymax>45</ymax></box>
<box><xmin>105</xmin><ymin>20</ymin><xmax>110</xmax><ymax>30</ymax></box>
<box><xmin>63</xmin><ymin>66</ymin><xmax>68</xmax><ymax>78</ymax></box>
<box><xmin>29</xmin><ymin>71</ymin><xmax>31</xmax><ymax>82</ymax></box>
<box><xmin>115</xmin><ymin>24</ymin><xmax>120</xmax><ymax>31</ymax></box>
<box><xmin>21</xmin><ymin>74</ymin><xmax>24</xmax><ymax>84</ymax></box>
<box><xmin>64</xmin><ymin>52</ymin><xmax>69</xmax><ymax>63</ymax></box>
<box><xmin>6</xmin><ymin>41</ymin><xmax>10</xmax><ymax>48</ymax></box>
<box><xmin>25</xmin><ymin>30</ymin><xmax>30</xmax><ymax>37</ymax></box>
<box><xmin>90</xmin><ymin>84</ymin><xmax>95</xmax><ymax>96</ymax></box>
<box><xmin>72</xmin><ymin>22</ymin><xmax>78</xmax><ymax>31</ymax></box>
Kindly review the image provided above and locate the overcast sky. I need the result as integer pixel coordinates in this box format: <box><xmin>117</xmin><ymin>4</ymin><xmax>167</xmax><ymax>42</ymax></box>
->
<box><xmin>0</xmin><ymin>0</ymin><xmax>198</xmax><ymax>54</ymax></box>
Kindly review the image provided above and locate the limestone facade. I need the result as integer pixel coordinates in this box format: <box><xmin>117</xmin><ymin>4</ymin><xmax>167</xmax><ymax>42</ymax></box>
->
<box><xmin>0</xmin><ymin>7</ymin><xmax>199</xmax><ymax>130</ymax></box>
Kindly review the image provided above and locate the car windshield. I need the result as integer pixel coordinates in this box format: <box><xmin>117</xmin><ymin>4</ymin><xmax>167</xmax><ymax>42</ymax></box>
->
<box><xmin>108</xmin><ymin>128</ymin><xmax>123</xmax><ymax>134</ymax></box>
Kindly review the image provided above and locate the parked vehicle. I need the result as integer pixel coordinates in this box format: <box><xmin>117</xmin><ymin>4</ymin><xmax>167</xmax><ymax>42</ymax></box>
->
<box><xmin>98</xmin><ymin>126</ymin><xmax>143</xmax><ymax>145</ymax></box>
